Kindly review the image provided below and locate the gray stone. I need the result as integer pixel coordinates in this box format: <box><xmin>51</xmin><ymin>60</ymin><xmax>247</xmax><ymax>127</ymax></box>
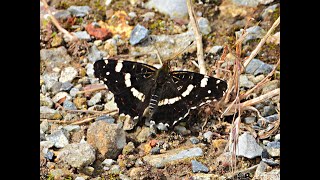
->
<box><xmin>209</xmin><ymin>46</ymin><xmax>223</xmax><ymax>55</ymax></box>
<box><xmin>122</xmin><ymin>142</ymin><xmax>135</xmax><ymax>155</ymax></box>
<box><xmin>86</xmin><ymin>63</ymin><xmax>95</xmax><ymax>78</ymax></box>
<box><xmin>128</xmin><ymin>12</ymin><xmax>137</xmax><ymax>18</ymax></box>
<box><xmin>60</xmin><ymin>82</ymin><xmax>73</xmax><ymax>91</ymax></box>
<box><xmin>150</xmin><ymin>147</ymin><xmax>161</xmax><ymax>155</ymax></box>
<box><xmin>257</xmin><ymin>169</ymin><xmax>280</xmax><ymax>179</ymax></box>
<box><xmin>40</xmin><ymin>46</ymin><xmax>72</xmax><ymax>65</ymax></box>
<box><xmin>174</xmin><ymin>125</ymin><xmax>190</xmax><ymax>136</ymax></box>
<box><xmin>96</xmin><ymin>115</ymin><xmax>115</xmax><ymax>124</ymax></box>
<box><xmin>137</xmin><ymin>127</ymin><xmax>151</xmax><ymax>143</ymax></box>
<box><xmin>262</xmin><ymin>158</ymin><xmax>279</xmax><ymax>166</ymax></box>
<box><xmin>51</xmin><ymin>82</ymin><xmax>62</xmax><ymax>94</ymax></box>
<box><xmin>102</xmin><ymin>159</ymin><xmax>115</xmax><ymax>167</ymax></box>
<box><xmin>261</xmin><ymin>4</ymin><xmax>279</xmax><ymax>19</ymax></box>
<box><xmin>58</xmin><ymin>143</ymin><xmax>96</xmax><ymax>168</ymax></box>
<box><xmin>40</xmin><ymin>130</ymin><xmax>46</xmax><ymax>141</ymax></box>
<box><xmin>40</xmin><ymin>141</ymin><xmax>55</xmax><ymax>149</ymax></box>
<box><xmin>245</xmin><ymin>59</ymin><xmax>274</xmax><ymax>76</ymax></box>
<box><xmin>143</xmin><ymin>147</ymin><xmax>203</xmax><ymax>167</ymax></box>
<box><xmin>42</xmin><ymin>72</ymin><xmax>60</xmax><ymax>90</ymax></box>
<box><xmin>40</xmin><ymin>94</ymin><xmax>53</xmax><ymax>108</ymax></box>
<box><xmin>130</xmin><ymin>31</ymin><xmax>196</xmax><ymax>63</ymax></box>
<box><xmin>254</xmin><ymin>161</ymin><xmax>269</xmax><ymax>177</ymax></box>
<box><xmin>232</xmin><ymin>0</ymin><xmax>274</xmax><ymax>7</ymax></box>
<box><xmin>110</xmin><ymin>165</ymin><xmax>121</xmax><ymax>174</ymax></box>
<box><xmin>53</xmin><ymin>10</ymin><xmax>71</xmax><ymax>21</ymax></box>
<box><xmin>191</xmin><ymin>160</ymin><xmax>209</xmax><ymax>173</ymax></box>
<box><xmin>261</xmin><ymin>80</ymin><xmax>280</xmax><ymax>94</ymax></box>
<box><xmin>262</xmin><ymin>105</ymin><xmax>276</xmax><ymax>117</ymax></box>
<box><xmin>73</xmin><ymin>31</ymin><xmax>91</xmax><ymax>40</ymax></box>
<box><xmin>63</xmin><ymin>100</ymin><xmax>77</xmax><ymax>110</ymax></box>
<box><xmin>156</xmin><ymin>123</ymin><xmax>168</xmax><ymax>131</ymax></box>
<box><xmin>87</xmin><ymin>121</ymin><xmax>126</xmax><ymax>159</ymax></box>
<box><xmin>203</xmin><ymin>131</ymin><xmax>213</xmax><ymax>142</ymax></box>
<box><xmin>67</xmin><ymin>6</ymin><xmax>91</xmax><ymax>17</ymax></box>
<box><xmin>63</xmin><ymin>125</ymin><xmax>80</xmax><ymax>132</ymax></box>
<box><xmin>266</xmin><ymin>141</ymin><xmax>280</xmax><ymax>157</ymax></box>
<box><xmin>70</xmin><ymin>87</ymin><xmax>80</xmax><ymax>97</ymax></box>
<box><xmin>235</xmin><ymin>26</ymin><xmax>266</xmax><ymax>44</ymax></box>
<box><xmin>195</xmin><ymin>17</ymin><xmax>211</xmax><ymax>35</ymax></box>
<box><xmin>88</xmin><ymin>45</ymin><xmax>104</xmax><ymax>62</ymax></box>
<box><xmin>45</xmin><ymin>151</ymin><xmax>54</xmax><ymax>160</ymax></box>
<box><xmin>240</xmin><ymin>75</ymin><xmax>255</xmax><ymax>88</ymax></box>
<box><xmin>88</xmin><ymin>92</ymin><xmax>102</xmax><ymax>106</ymax></box>
<box><xmin>46</xmin><ymin>130</ymin><xmax>69</xmax><ymax>148</ymax></box>
<box><xmin>41</xmin><ymin>84</ymin><xmax>47</xmax><ymax>94</ymax></box>
<box><xmin>130</xmin><ymin>24</ymin><xmax>149</xmax><ymax>45</ymax></box>
<box><xmin>40</xmin><ymin>119</ymin><xmax>49</xmax><ymax>133</ymax></box>
<box><xmin>244</xmin><ymin>116</ymin><xmax>256</xmax><ymax>124</ymax></box>
<box><xmin>59</xmin><ymin>67</ymin><xmax>78</xmax><ymax>83</ymax></box>
<box><xmin>189</xmin><ymin>136</ymin><xmax>200</xmax><ymax>144</ymax></box>
<box><xmin>40</xmin><ymin>106</ymin><xmax>57</xmax><ymax>114</ymax></box>
<box><xmin>52</xmin><ymin>92</ymin><xmax>72</xmax><ymax>103</ymax></box>
<box><xmin>233</xmin><ymin>132</ymin><xmax>263</xmax><ymax>159</ymax></box>
<box><xmin>145</xmin><ymin>0</ymin><xmax>188</xmax><ymax>19</ymax></box>
<box><xmin>142</xmin><ymin>12</ymin><xmax>155</xmax><ymax>21</ymax></box>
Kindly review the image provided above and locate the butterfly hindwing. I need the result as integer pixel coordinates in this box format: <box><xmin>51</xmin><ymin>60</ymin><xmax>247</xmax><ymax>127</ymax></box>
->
<box><xmin>170</xmin><ymin>71</ymin><xmax>227</xmax><ymax>109</ymax></box>
<box><xmin>150</xmin><ymin>77</ymin><xmax>190</xmax><ymax>126</ymax></box>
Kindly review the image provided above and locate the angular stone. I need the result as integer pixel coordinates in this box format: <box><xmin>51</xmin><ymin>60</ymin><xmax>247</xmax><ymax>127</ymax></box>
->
<box><xmin>143</xmin><ymin>147</ymin><xmax>203</xmax><ymax>167</ymax></box>
<box><xmin>87</xmin><ymin>121</ymin><xmax>126</xmax><ymax>159</ymax></box>
<box><xmin>57</xmin><ymin>143</ymin><xmax>96</xmax><ymax>168</ymax></box>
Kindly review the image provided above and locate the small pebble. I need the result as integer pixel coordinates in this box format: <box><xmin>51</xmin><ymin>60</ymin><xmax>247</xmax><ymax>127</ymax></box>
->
<box><xmin>174</xmin><ymin>125</ymin><xmax>190</xmax><ymax>136</ymax></box>
<box><xmin>128</xmin><ymin>12</ymin><xmax>137</xmax><ymax>18</ymax></box>
<box><xmin>63</xmin><ymin>100</ymin><xmax>77</xmax><ymax>110</ymax></box>
<box><xmin>95</xmin><ymin>115</ymin><xmax>115</xmax><ymax>123</ymax></box>
<box><xmin>60</xmin><ymin>82</ymin><xmax>73</xmax><ymax>91</ymax></box>
<box><xmin>129</xmin><ymin>24</ymin><xmax>149</xmax><ymax>45</ymax></box>
<box><xmin>63</xmin><ymin>125</ymin><xmax>80</xmax><ymax>132</ymax></box>
<box><xmin>203</xmin><ymin>131</ymin><xmax>213</xmax><ymax>142</ymax></box>
<box><xmin>45</xmin><ymin>151</ymin><xmax>54</xmax><ymax>160</ymax></box>
<box><xmin>274</xmin><ymin>134</ymin><xmax>280</xmax><ymax>141</ymax></box>
<box><xmin>189</xmin><ymin>136</ymin><xmax>200</xmax><ymax>144</ymax></box>
<box><xmin>191</xmin><ymin>160</ymin><xmax>209</xmax><ymax>173</ymax></box>
<box><xmin>70</xmin><ymin>88</ymin><xmax>80</xmax><ymax>97</ymax></box>
<box><xmin>88</xmin><ymin>92</ymin><xmax>102</xmax><ymax>106</ymax></box>
<box><xmin>150</xmin><ymin>147</ymin><xmax>161</xmax><ymax>155</ymax></box>
<box><xmin>52</xmin><ymin>92</ymin><xmax>71</xmax><ymax>103</ymax></box>
<box><xmin>244</xmin><ymin>116</ymin><xmax>256</xmax><ymax>124</ymax></box>
<box><xmin>67</xmin><ymin>6</ymin><xmax>91</xmax><ymax>17</ymax></box>
<box><xmin>102</xmin><ymin>159</ymin><xmax>115</xmax><ymax>167</ymax></box>
<box><xmin>209</xmin><ymin>45</ymin><xmax>223</xmax><ymax>55</ymax></box>
<box><xmin>59</xmin><ymin>67</ymin><xmax>78</xmax><ymax>83</ymax></box>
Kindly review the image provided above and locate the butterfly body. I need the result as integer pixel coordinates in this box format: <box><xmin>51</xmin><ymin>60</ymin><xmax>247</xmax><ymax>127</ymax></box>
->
<box><xmin>94</xmin><ymin>58</ymin><xmax>227</xmax><ymax>128</ymax></box>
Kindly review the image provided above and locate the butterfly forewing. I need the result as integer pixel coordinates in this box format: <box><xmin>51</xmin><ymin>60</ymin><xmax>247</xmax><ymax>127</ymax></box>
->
<box><xmin>94</xmin><ymin>59</ymin><xmax>157</xmax><ymax>119</ymax></box>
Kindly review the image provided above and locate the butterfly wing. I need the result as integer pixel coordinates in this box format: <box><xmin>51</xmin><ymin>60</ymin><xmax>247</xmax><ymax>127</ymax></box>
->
<box><xmin>94</xmin><ymin>59</ymin><xmax>157</xmax><ymax>119</ymax></box>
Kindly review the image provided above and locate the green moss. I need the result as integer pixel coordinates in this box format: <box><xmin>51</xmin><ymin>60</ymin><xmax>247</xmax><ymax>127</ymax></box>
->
<box><xmin>47</xmin><ymin>174</ymin><xmax>55</xmax><ymax>180</ymax></box>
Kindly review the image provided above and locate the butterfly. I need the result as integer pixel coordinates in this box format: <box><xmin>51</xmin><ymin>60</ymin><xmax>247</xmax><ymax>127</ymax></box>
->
<box><xmin>94</xmin><ymin>58</ymin><xmax>227</xmax><ymax>128</ymax></box>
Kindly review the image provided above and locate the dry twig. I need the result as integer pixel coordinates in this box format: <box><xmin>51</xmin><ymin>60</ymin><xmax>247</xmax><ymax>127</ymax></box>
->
<box><xmin>186</xmin><ymin>0</ymin><xmax>206</xmax><ymax>75</ymax></box>
<box><xmin>243</xmin><ymin>17</ymin><xmax>280</xmax><ymax>68</ymax></box>
<box><xmin>41</xmin><ymin>0</ymin><xmax>78</xmax><ymax>42</ymax></box>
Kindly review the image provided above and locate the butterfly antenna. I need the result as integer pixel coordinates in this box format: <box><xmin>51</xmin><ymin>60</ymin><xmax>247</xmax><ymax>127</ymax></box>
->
<box><xmin>167</xmin><ymin>40</ymin><xmax>195</xmax><ymax>61</ymax></box>
<box><xmin>153</xmin><ymin>46</ymin><xmax>163</xmax><ymax>65</ymax></box>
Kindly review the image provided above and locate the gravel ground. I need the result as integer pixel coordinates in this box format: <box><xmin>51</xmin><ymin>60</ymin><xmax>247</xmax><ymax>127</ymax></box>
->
<box><xmin>40</xmin><ymin>0</ymin><xmax>280</xmax><ymax>179</ymax></box>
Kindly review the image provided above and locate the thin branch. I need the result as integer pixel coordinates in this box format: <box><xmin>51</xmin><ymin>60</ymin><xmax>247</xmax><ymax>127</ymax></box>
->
<box><xmin>41</xmin><ymin>0</ymin><xmax>78</xmax><ymax>42</ymax></box>
<box><xmin>186</xmin><ymin>0</ymin><xmax>206</xmax><ymax>75</ymax></box>
<box><xmin>243</xmin><ymin>17</ymin><xmax>280</xmax><ymax>68</ymax></box>
<box><xmin>222</xmin><ymin>88</ymin><xmax>279</xmax><ymax>116</ymax></box>
<box><xmin>71</xmin><ymin>117</ymin><xmax>95</xmax><ymax>125</ymax></box>
<box><xmin>77</xmin><ymin>86</ymin><xmax>107</xmax><ymax>94</ymax></box>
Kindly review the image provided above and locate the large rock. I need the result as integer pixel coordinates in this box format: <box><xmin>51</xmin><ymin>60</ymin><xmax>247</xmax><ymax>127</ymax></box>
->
<box><xmin>57</xmin><ymin>143</ymin><xmax>96</xmax><ymax>168</ymax></box>
<box><xmin>87</xmin><ymin>121</ymin><xmax>126</xmax><ymax>159</ymax></box>
<box><xmin>143</xmin><ymin>147</ymin><xmax>203</xmax><ymax>168</ymax></box>
<box><xmin>145</xmin><ymin>0</ymin><xmax>188</xmax><ymax>20</ymax></box>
